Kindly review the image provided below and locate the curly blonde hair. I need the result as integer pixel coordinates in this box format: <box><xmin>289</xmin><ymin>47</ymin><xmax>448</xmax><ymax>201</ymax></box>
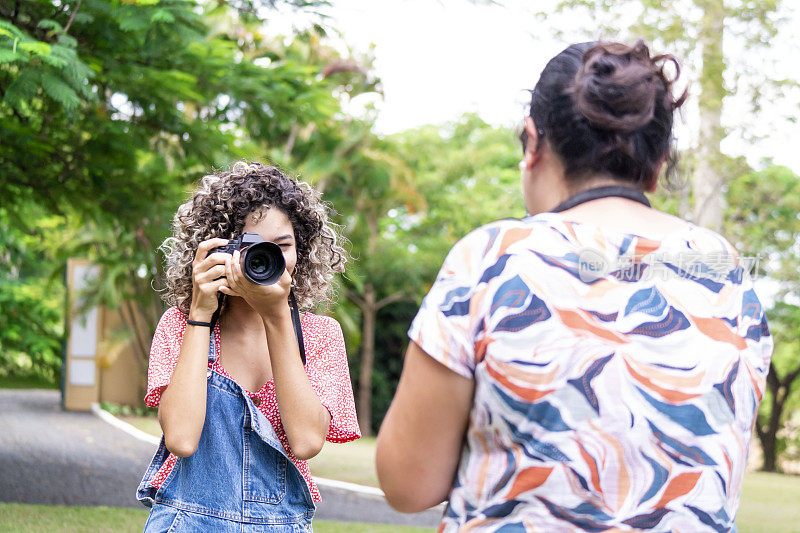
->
<box><xmin>160</xmin><ymin>162</ymin><xmax>347</xmax><ymax>313</ymax></box>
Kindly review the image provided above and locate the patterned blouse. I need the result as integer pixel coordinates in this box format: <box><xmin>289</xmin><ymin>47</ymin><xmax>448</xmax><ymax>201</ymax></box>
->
<box><xmin>143</xmin><ymin>307</ymin><xmax>361</xmax><ymax>502</ymax></box>
<box><xmin>408</xmin><ymin>212</ymin><xmax>773</xmax><ymax>532</ymax></box>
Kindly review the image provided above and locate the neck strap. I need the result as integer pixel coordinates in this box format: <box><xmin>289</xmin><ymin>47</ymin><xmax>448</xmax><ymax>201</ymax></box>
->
<box><xmin>550</xmin><ymin>185</ymin><xmax>651</xmax><ymax>213</ymax></box>
<box><xmin>289</xmin><ymin>290</ymin><xmax>306</xmax><ymax>366</ymax></box>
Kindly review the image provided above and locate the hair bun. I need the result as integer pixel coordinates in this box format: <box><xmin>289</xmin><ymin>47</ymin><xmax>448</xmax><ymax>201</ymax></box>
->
<box><xmin>572</xmin><ymin>40</ymin><xmax>666</xmax><ymax>134</ymax></box>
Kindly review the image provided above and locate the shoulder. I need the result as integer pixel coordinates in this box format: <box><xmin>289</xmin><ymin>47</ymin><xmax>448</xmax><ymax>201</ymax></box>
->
<box><xmin>152</xmin><ymin>307</ymin><xmax>188</xmax><ymax>342</ymax></box>
<box><xmin>148</xmin><ymin>307</ymin><xmax>187</xmax><ymax>367</ymax></box>
<box><xmin>456</xmin><ymin>216</ymin><xmax>564</xmax><ymax>254</ymax></box>
<box><xmin>300</xmin><ymin>313</ymin><xmax>346</xmax><ymax>367</ymax></box>
<box><xmin>687</xmin><ymin>224</ymin><xmax>741</xmax><ymax>262</ymax></box>
<box><xmin>158</xmin><ymin>306</ymin><xmax>188</xmax><ymax>330</ymax></box>
<box><xmin>300</xmin><ymin>312</ymin><xmax>343</xmax><ymax>344</ymax></box>
<box><xmin>300</xmin><ymin>312</ymin><xmax>340</xmax><ymax>331</ymax></box>
<box><xmin>443</xmin><ymin>217</ymin><xmax>564</xmax><ymax>277</ymax></box>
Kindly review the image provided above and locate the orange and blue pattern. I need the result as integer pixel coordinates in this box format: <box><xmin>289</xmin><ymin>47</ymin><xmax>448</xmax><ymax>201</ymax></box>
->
<box><xmin>409</xmin><ymin>213</ymin><xmax>773</xmax><ymax>532</ymax></box>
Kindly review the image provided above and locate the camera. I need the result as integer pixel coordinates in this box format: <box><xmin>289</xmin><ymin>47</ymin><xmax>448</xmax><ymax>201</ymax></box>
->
<box><xmin>211</xmin><ymin>233</ymin><xmax>285</xmax><ymax>285</ymax></box>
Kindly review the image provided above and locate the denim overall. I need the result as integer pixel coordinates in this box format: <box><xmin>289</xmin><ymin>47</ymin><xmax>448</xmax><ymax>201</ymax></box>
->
<box><xmin>137</xmin><ymin>333</ymin><xmax>315</xmax><ymax>532</ymax></box>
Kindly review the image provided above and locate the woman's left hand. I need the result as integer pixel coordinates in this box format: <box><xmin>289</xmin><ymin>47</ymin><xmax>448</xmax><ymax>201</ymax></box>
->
<box><xmin>220</xmin><ymin>249</ymin><xmax>292</xmax><ymax>318</ymax></box>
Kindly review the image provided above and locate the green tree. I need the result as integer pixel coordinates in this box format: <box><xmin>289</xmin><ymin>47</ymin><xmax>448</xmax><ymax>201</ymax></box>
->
<box><xmin>0</xmin><ymin>200</ymin><xmax>64</xmax><ymax>385</ymax></box>
<box><xmin>305</xmin><ymin>119</ymin><xmax>427</xmax><ymax>436</ymax></box>
<box><xmin>0</xmin><ymin>0</ymin><xmax>354</xmax><ymax>383</ymax></box>
<box><xmin>391</xmin><ymin>113</ymin><xmax>526</xmax><ymax>247</ymax></box>
<box><xmin>340</xmin><ymin>114</ymin><xmax>525</xmax><ymax>433</ymax></box>
<box><xmin>726</xmin><ymin>164</ymin><xmax>800</xmax><ymax>472</ymax></box>
<box><xmin>293</xmin><ymin>113</ymin><xmax>524</xmax><ymax>435</ymax></box>
<box><xmin>1</xmin><ymin>0</ymin><xmax>338</xmax><ymax>218</ymax></box>
<box><xmin>757</xmin><ymin>302</ymin><xmax>800</xmax><ymax>472</ymax></box>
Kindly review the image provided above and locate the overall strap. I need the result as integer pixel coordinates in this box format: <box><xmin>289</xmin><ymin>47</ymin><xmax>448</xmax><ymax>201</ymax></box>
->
<box><xmin>207</xmin><ymin>327</ymin><xmax>218</xmax><ymax>365</ymax></box>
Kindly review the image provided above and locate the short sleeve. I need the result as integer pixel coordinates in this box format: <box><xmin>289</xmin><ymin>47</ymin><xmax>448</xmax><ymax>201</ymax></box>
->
<box><xmin>408</xmin><ymin>227</ymin><xmax>492</xmax><ymax>379</ymax></box>
<box><xmin>305</xmin><ymin>316</ymin><xmax>361</xmax><ymax>443</ymax></box>
<box><xmin>739</xmin><ymin>271</ymin><xmax>774</xmax><ymax>378</ymax></box>
<box><xmin>144</xmin><ymin>307</ymin><xmax>187</xmax><ymax>408</ymax></box>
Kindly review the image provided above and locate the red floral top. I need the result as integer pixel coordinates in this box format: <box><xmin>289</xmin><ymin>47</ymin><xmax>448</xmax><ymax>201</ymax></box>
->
<box><xmin>143</xmin><ymin>307</ymin><xmax>361</xmax><ymax>502</ymax></box>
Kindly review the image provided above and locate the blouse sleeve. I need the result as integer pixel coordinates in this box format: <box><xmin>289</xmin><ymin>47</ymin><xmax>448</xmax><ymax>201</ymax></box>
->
<box><xmin>306</xmin><ymin>316</ymin><xmax>361</xmax><ymax>443</ymax></box>
<box><xmin>144</xmin><ymin>307</ymin><xmax>186</xmax><ymax>408</ymax></box>
<box><xmin>407</xmin><ymin>227</ymin><xmax>492</xmax><ymax>379</ymax></box>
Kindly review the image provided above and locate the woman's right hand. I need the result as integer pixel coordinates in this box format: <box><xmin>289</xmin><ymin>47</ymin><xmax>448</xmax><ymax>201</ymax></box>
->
<box><xmin>189</xmin><ymin>238</ymin><xmax>232</xmax><ymax>320</ymax></box>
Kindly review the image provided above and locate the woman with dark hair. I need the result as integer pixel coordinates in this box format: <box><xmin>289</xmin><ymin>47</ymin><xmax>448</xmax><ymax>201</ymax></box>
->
<box><xmin>376</xmin><ymin>41</ymin><xmax>773</xmax><ymax>531</ymax></box>
<box><xmin>136</xmin><ymin>162</ymin><xmax>360</xmax><ymax>531</ymax></box>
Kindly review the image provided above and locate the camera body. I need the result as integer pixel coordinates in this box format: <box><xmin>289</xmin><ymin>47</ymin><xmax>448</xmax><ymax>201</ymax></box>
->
<box><xmin>211</xmin><ymin>232</ymin><xmax>285</xmax><ymax>285</ymax></box>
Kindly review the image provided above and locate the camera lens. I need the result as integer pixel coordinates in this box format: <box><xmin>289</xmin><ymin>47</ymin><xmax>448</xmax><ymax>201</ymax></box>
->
<box><xmin>241</xmin><ymin>242</ymin><xmax>285</xmax><ymax>285</ymax></box>
<box><xmin>248</xmin><ymin>255</ymin><xmax>268</xmax><ymax>274</ymax></box>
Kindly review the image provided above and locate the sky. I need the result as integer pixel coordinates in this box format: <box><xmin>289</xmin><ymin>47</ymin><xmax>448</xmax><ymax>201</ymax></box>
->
<box><xmin>269</xmin><ymin>0</ymin><xmax>800</xmax><ymax>174</ymax></box>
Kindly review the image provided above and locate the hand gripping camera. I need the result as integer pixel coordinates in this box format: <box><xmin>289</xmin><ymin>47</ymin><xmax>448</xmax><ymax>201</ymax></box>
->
<box><xmin>211</xmin><ymin>232</ymin><xmax>285</xmax><ymax>285</ymax></box>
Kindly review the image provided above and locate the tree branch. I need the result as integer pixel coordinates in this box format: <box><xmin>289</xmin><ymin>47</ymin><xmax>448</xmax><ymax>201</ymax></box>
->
<box><xmin>375</xmin><ymin>292</ymin><xmax>407</xmax><ymax>310</ymax></box>
<box><xmin>343</xmin><ymin>286</ymin><xmax>366</xmax><ymax>310</ymax></box>
<box><xmin>781</xmin><ymin>362</ymin><xmax>800</xmax><ymax>394</ymax></box>
<box><xmin>63</xmin><ymin>0</ymin><xmax>83</xmax><ymax>34</ymax></box>
<box><xmin>121</xmin><ymin>299</ymin><xmax>149</xmax><ymax>374</ymax></box>
<box><xmin>754</xmin><ymin>414</ymin><xmax>766</xmax><ymax>441</ymax></box>
<box><xmin>766</xmin><ymin>362</ymin><xmax>780</xmax><ymax>391</ymax></box>
<box><xmin>18</xmin><ymin>308</ymin><xmax>60</xmax><ymax>344</ymax></box>
<box><xmin>283</xmin><ymin>122</ymin><xmax>299</xmax><ymax>160</ymax></box>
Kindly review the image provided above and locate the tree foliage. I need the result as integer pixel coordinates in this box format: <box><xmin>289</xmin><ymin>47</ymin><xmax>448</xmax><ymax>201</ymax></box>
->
<box><xmin>0</xmin><ymin>201</ymin><xmax>64</xmax><ymax>383</ymax></box>
<box><xmin>726</xmin><ymin>164</ymin><xmax>800</xmax><ymax>471</ymax></box>
<box><xmin>1</xmin><ymin>0</ymin><xmax>337</xmax><ymax>223</ymax></box>
<box><xmin>0</xmin><ymin>0</ymin><xmax>349</xmax><ymax>382</ymax></box>
<box><xmin>343</xmin><ymin>114</ymin><xmax>524</xmax><ymax>432</ymax></box>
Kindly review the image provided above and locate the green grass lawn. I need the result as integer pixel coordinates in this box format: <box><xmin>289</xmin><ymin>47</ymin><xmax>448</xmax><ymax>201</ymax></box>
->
<box><xmin>3</xmin><ymin>474</ymin><xmax>800</xmax><ymax>533</ymax></box>
<box><xmin>2</xmin><ymin>468</ymin><xmax>800</xmax><ymax>532</ymax></box>
<box><xmin>0</xmin><ymin>503</ymin><xmax>431</xmax><ymax>532</ymax></box>
<box><xmin>309</xmin><ymin>436</ymin><xmax>381</xmax><ymax>487</ymax></box>
<box><xmin>0</xmin><ymin>375</ymin><xmax>58</xmax><ymax>389</ymax></box>
<box><xmin>115</xmin><ymin>413</ymin><xmax>800</xmax><ymax>531</ymax></box>
<box><xmin>118</xmin><ymin>414</ymin><xmax>162</xmax><ymax>438</ymax></box>
<box><xmin>736</xmin><ymin>471</ymin><xmax>800</xmax><ymax>532</ymax></box>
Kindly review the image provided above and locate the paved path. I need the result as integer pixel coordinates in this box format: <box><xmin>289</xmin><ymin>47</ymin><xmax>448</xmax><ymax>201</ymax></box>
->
<box><xmin>0</xmin><ymin>389</ymin><xmax>441</xmax><ymax>527</ymax></box>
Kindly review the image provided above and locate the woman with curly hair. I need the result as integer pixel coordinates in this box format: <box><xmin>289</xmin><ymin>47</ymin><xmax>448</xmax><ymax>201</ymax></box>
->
<box><xmin>136</xmin><ymin>162</ymin><xmax>360</xmax><ymax>531</ymax></box>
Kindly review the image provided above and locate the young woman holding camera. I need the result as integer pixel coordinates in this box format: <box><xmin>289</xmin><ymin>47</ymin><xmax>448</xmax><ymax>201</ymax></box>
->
<box><xmin>376</xmin><ymin>40</ymin><xmax>773</xmax><ymax>531</ymax></box>
<box><xmin>137</xmin><ymin>162</ymin><xmax>360</xmax><ymax>531</ymax></box>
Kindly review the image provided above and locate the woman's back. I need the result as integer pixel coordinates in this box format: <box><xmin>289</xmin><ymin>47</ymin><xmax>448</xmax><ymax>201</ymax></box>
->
<box><xmin>408</xmin><ymin>213</ymin><xmax>772</xmax><ymax>531</ymax></box>
<box><xmin>376</xmin><ymin>40</ymin><xmax>773</xmax><ymax>532</ymax></box>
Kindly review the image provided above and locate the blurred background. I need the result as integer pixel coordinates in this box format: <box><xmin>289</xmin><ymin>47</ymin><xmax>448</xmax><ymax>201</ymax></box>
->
<box><xmin>1</xmin><ymin>0</ymin><xmax>799</xmax><ymax>484</ymax></box>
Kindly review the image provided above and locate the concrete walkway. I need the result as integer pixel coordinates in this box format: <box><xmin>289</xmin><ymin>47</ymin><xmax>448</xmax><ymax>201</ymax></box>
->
<box><xmin>0</xmin><ymin>389</ymin><xmax>441</xmax><ymax>527</ymax></box>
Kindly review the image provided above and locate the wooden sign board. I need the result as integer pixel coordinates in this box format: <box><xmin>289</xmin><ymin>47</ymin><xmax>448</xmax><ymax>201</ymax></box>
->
<box><xmin>62</xmin><ymin>259</ymin><xmax>102</xmax><ymax>411</ymax></box>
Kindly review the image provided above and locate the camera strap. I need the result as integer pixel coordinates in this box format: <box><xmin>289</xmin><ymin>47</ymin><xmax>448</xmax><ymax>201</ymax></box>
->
<box><xmin>289</xmin><ymin>290</ymin><xmax>306</xmax><ymax>366</ymax></box>
<box><xmin>549</xmin><ymin>185</ymin><xmax>651</xmax><ymax>213</ymax></box>
<box><xmin>209</xmin><ymin>293</ymin><xmax>225</xmax><ymax>330</ymax></box>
